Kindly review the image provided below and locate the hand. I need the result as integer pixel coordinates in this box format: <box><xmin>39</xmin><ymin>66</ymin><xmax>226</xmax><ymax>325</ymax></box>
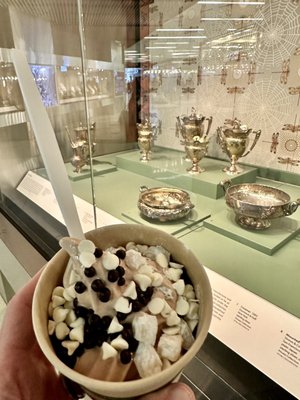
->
<box><xmin>0</xmin><ymin>273</ymin><xmax>195</xmax><ymax>400</ymax></box>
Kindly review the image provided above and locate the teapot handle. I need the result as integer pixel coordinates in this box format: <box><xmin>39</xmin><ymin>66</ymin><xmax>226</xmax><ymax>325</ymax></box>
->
<box><xmin>204</xmin><ymin>116</ymin><xmax>213</xmax><ymax>139</ymax></box>
<box><xmin>283</xmin><ymin>199</ymin><xmax>300</xmax><ymax>216</ymax></box>
<box><xmin>241</xmin><ymin>129</ymin><xmax>261</xmax><ymax>157</ymax></box>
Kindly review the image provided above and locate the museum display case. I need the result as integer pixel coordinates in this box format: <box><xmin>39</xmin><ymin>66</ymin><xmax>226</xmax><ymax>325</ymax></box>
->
<box><xmin>0</xmin><ymin>0</ymin><xmax>300</xmax><ymax>399</ymax></box>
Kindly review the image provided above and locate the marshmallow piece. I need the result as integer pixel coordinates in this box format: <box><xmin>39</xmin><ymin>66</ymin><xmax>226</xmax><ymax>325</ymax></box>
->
<box><xmin>176</xmin><ymin>297</ymin><xmax>190</xmax><ymax>316</ymax></box>
<box><xmin>169</xmin><ymin>261</ymin><xmax>184</xmax><ymax>269</ymax></box>
<box><xmin>52</xmin><ymin>295</ymin><xmax>65</xmax><ymax>308</ymax></box>
<box><xmin>52</xmin><ymin>286</ymin><xmax>64</xmax><ymax>297</ymax></box>
<box><xmin>63</xmin><ymin>285</ymin><xmax>76</xmax><ymax>301</ymax></box>
<box><xmin>53</xmin><ymin>307</ymin><xmax>69</xmax><ymax>323</ymax></box>
<box><xmin>172</xmin><ymin>279</ymin><xmax>185</xmax><ymax>296</ymax></box>
<box><xmin>165</xmin><ymin>268</ymin><xmax>182</xmax><ymax>282</ymax></box>
<box><xmin>147</xmin><ymin>297</ymin><xmax>165</xmax><ymax>315</ymax></box>
<box><xmin>151</xmin><ymin>272</ymin><xmax>164</xmax><ymax>287</ymax></box>
<box><xmin>102</xmin><ymin>252</ymin><xmax>119</xmax><ymax>270</ymax></box>
<box><xmin>111</xmin><ymin>335</ymin><xmax>129</xmax><ymax>350</ymax></box>
<box><xmin>157</xmin><ymin>334</ymin><xmax>183</xmax><ymax>362</ymax></box>
<box><xmin>155</xmin><ymin>252</ymin><xmax>168</xmax><ymax>269</ymax></box>
<box><xmin>101</xmin><ymin>342</ymin><xmax>118</xmax><ymax>360</ymax></box>
<box><xmin>180</xmin><ymin>319</ymin><xmax>195</xmax><ymax>350</ymax></box>
<box><xmin>107</xmin><ymin>316</ymin><xmax>124</xmax><ymax>334</ymax></box>
<box><xmin>114</xmin><ymin>297</ymin><xmax>132</xmax><ymax>314</ymax></box>
<box><xmin>70</xmin><ymin>326</ymin><xmax>84</xmax><ymax>343</ymax></box>
<box><xmin>134</xmin><ymin>342</ymin><xmax>162</xmax><ymax>378</ymax></box>
<box><xmin>134</xmin><ymin>274</ymin><xmax>152</xmax><ymax>291</ymax></box>
<box><xmin>162</xmin><ymin>326</ymin><xmax>181</xmax><ymax>335</ymax></box>
<box><xmin>186</xmin><ymin>302</ymin><xmax>199</xmax><ymax>320</ymax></box>
<box><xmin>125</xmin><ymin>249</ymin><xmax>146</xmax><ymax>270</ymax></box>
<box><xmin>55</xmin><ymin>322</ymin><xmax>70</xmax><ymax>340</ymax></box>
<box><xmin>78</xmin><ymin>239</ymin><xmax>96</xmax><ymax>254</ymax></box>
<box><xmin>166</xmin><ymin>310</ymin><xmax>181</xmax><ymax>326</ymax></box>
<box><xmin>69</xmin><ymin>317</ymin><xmax>85</xmax><ymax>328</ymax></box>
<box><xmin>132</xmin><ymin>312</ymin><xmax>158</xmax><ymax>345</ymax></box>
<box><xmin>62</xmin><ymin>340</ymin><xmax>80</xmax><ymax>356</ymax></box>
<box><xmin>122</xmin><ymin>281</ymin><xmax>137</xmax><ymax>300</ymax></box>
<box><xmin>79</xmin><ymin>251</ymin><xmax>96</xmax><ymax>267</ymax></box>
<box><xmin>48</xmin><ymin>320</ymin><xmax>56</xmax><ymax>335</ymax></box>
<box><xmin>65</xmin><ymin>309</ymin><xmax>77</xmax><ymax>326</ymax></box>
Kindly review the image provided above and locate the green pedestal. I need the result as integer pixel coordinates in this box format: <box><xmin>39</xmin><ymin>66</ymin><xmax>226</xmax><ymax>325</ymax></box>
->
<box><xmin>116</xmin><ymin>148</ymin><xmax>257</xmax><ymax>199</ymax></box>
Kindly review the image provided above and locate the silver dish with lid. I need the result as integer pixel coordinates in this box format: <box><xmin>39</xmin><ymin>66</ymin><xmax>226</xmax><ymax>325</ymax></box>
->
<box><xmin>138</xmin><ymin>186</ymin><xmax>195</xmax><ymax>222</ymax></box>
<box><xmin>221</xmin><ymin>180</ymin><xmax>300</xmax><ymax>229</ymax></box>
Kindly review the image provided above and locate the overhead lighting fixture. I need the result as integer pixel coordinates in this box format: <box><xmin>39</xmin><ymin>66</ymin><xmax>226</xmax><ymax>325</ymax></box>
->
<box><xmin>145</xmin><ymin>36</ymin><xmax>207</xmax><ymax>39</ymax></box>
<box><xmin>156</xmin><ymin>28</ymin><xmax>204</xmax><ymax>32</ymax></box>
<box><xmin>201</xmin><ymin>17</ymin><xmax>263</xmax><ymax>20</ymax></box>
<box><xmin>197</xmin><ymin>1</ymin><xmax>265</xmax><ymax>4</ymax></box>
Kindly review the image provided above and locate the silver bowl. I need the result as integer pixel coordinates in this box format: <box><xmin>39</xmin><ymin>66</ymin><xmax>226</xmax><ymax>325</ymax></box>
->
<box><xmin>221</xmin><ymin>180</ymin><xmax>300</xmax><ymax>230</ymax></box>
<box><xmin>138</xmin><ymin>186</ymin><xmax>195</xmax><ymax>222</ymax></box>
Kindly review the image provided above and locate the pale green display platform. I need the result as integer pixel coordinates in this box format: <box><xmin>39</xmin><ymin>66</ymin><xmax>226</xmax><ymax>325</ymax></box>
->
<box><xmin>115</xmin><ymin>148</ymin><xmax>258</xmax><ymax>199</ymax></box>
<box><xmin>121</xmin><ymin>207</ymin><xmax>211</xmax><ymax>236</ymax></box>
<box><xmin>203</xmin><ymin>210</ymin><xmax>300</xmax><ymax>255</ymax></box>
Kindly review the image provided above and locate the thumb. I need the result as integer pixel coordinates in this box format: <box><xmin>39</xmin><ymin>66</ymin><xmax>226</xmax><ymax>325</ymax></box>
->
<box><xmin>138</xmin><ymin>382</ymin><xmax>195</xmax><ymax>400</ymax></box>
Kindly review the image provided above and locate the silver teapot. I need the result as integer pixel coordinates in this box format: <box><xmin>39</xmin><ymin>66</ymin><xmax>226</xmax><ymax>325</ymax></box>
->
<box><xmin>217</xmin><ymin>118</ymin><xmax>261</xmax><ymax>175</ymax></box>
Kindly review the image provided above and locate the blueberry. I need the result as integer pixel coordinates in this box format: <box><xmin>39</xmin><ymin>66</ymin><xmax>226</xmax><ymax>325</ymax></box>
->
<box><xmin>91</xmin><ymin>279</ymin><xmax>105</xmax><ymax>292</ymax></box>
<box><xmin>99</xmin><ymin>288</ymin><xmax>111</xmax><ymax>302</ymax></box>
<box><xmin>84</xmin><ymin>266</ymin><xmax>96</xmax><ymax>278</ymax></box>
<box><xmin>117</xmin><ymin>277</ymin><xmax>126</xmax><ymax>286</ymax></box>
<box><xmin>94</xmin><ymin>248</ymin><xmax>103</xmax><ymax>258</ymax></box>
<box><xmin>108</xmin><ymin>270</ymin><xmax>119</xmax><ymax>283</ymax></box>
<box><xmin>116</xmin><ymin>249</ymin><xmax>126</xmax><ymax>259</ymax></box>
<box><xmin>102</xmin><ymin>315</ymin><xmax>112</xmax><ymax>329</ymax></box>
<box><xmin>120</xmin><ymin>350</ymin><xmax>132</xmax><ymax>364</ymax></box>
<box><xmin>74</xmin><ymin>281</ymin><xmax>87</xmax><ymax>294</ymax></box>
<box><xmin>144</xmin><ymin>286</ymin><xmax>154</xmax><ymax>300</ymax></box>
<box><xmin>74</xmin><ymin>306</ymin><xmax>89</xmax><ymax>319</ymax></box>
<box><xmin>116</xmin><ymin>266</ymin><xmax>125</xmax><ymax>277</ymax></box>
<box><xmin>128</xmin><ymin>337</ymin><xmax>139</xmax><ymax>352</ymax></box>
<box><xmin>131</xmin><ymin>300</ymin><xmax>142</xmax><ymax>312</ymax></box>
<box><xmin>116</xmin><ymin>312</ymin><xmax>127</xmax><ymax>322</ymax></box>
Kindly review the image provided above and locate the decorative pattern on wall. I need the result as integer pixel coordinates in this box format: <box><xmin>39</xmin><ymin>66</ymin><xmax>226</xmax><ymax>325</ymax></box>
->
<box><xmin>146</xmin><ymin>0</ymin><xmax>300</xmax><ymax>173</ymax></box>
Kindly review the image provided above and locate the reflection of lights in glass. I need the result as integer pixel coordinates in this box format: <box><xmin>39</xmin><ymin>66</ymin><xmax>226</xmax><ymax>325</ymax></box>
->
<box><xmin>202</xmin><ymin>17</ymin><xmax>263</xmax><ymax>20</ymax></box>
<box><xmin>146</xmin><ymin>46</ymin><xmax>176</xmax><ymax>49</ymax></box>
<box><xmin>197</xmin><ymin>1</ymin><xmax>264</xmax><ymax>4</ymax></box>
<box><xmin>145</xmin><ymin>36</ymin><xmax>207</xmax><ymax>39</ymax></box>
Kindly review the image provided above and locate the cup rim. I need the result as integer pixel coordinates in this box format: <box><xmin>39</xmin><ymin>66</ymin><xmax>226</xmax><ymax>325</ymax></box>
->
<box><xmin>32</xmin><ymin>224</ymin><xmax>212</xmax><ymax>398</ymax></box>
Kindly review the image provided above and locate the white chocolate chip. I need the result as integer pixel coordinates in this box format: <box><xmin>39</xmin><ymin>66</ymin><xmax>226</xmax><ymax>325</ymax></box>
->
<box><xmin>155</xmin><ymin>252</ymin><xmax>168</xmax><ymax>269</ymax></box>
<box><xmin>184</xmin><ymin>284</ymin><xmax>194</xmax><ymax>296</ymax></box>
<box><xmin>165</xmin><ymin>268</ymin><xmax>182</xmax><ymax>282</ymax></box>
<box><xmin>48</xmin><ymin>320</ymin><xmax>56</xmax><ymax>335</ymax></box>
<box><xmin>161</xmin><ymin>301</ymin><xmax>172</xmax><ymax>318</ymax></box>
<box><xmin>69</xmin><ymin>326</ymin><xmax>84</xmax><ymax>343</ymax></box>
<box><xmin>63</xmin><ymin>285</ymin><xmax>76</xmax><ymax>301</ymax></box>
<box><xmin>186</xmin><ymin>302</ymin><xmax>199</xmax><ymax>320</ymax></box>
<box><xmin>78</xmin><ymin>239</ymin><xmax>96</xmax><ymax>254</ymax></box>
<box><xmin>157</xmin><ymin>334</ymin><xmax>183</xmax><ymax>362</ymax></box>
<box><xmin>169</xmin><ymin>262</ymin><xmax>184</xmax><ymax>269</ymax></box>
<box><xmin>52</xmin><ymin>295</ymin><xmax>65</xmax><ymax>308</ymax></box>
<box><xmin>69</xmin><ymin>317</ymin><xmax>85</xmax><ymax>328</ymax></box>
<box><xmin>110</xmin><ymin>335</ymin><xmax>129</xmax><ymax>350</ymax></box>
<box><xmin>55</xmin><ymin>322</ymin><xmax>70</xmax><ymax>340</ymax></box>
<box><xmin>52</xmin><ymin>286</ymin><xmax>64</xmax><ymax>297</ymax></box>
<box><xmin>63</xmin><ymin>300</ymin><xmax>74</xmax><ymax>310</ymax></box>
<box><xmin>122</xmin><ymin>281</ymin><xmax>137</xmax><ymax>300</ymax></box>
<box><xmin>172</xmin><ymin>279</ymin><xmax>185</xmax><ymax>296</ymax></box>
<box><xmin>65</xmin><ymin>309</ymin><xmax>77</xmax><ymax>326</ymax></box>
<box><xmin>134</xmin><ymin>274</ymin><xmax>152</xmax><ymax>291</ymax></box>
<box><xmin>102</xmin><ymin>252</ymin><xmax>119</xmax><ymax>270</ymax></box>
<box><xmin>125</xmin><ymin>249</ymin><xmax>146</xmax><ymax>270</ymax></box>
<box><xmin>185</xmin><ymin>290</ymin><xmax>196</xmax><ymax>300</ymax></box>
<box><xmin>125</xmin><ymin>241</ymin><xmax>138</xmax><ymax>251</ymax></box>
<box><xmin>134</xmin><ymin>342</ymin><xmax>162</xmax><ymax>378</ymax></box>
<box><xmin>166</xmin><ymin>310</ymin><xmax>181</xmax><ymax>326</ymax></box>
<box><xmin>147</xmin><ymin>297</ymin><xmax>165</xmax><ymax>315</ymax></box>
<box><xmin>53</xmin><ymin>307</ymin><xmax>69</xmax><ymax>323</ymax></box>
<box><xmin>62</xmin><ymin>340</ymin><xmax>80</xmax><ymax>356</ymax></box>
<box><xmin>138</xmin><ymin>264</ymin><xmax>154</xmax><ymax>276</ymax></box>
<box><xmin>107</xmin><ymin>316</ymin><xmax>124</xmax><ymax>334</ymax></box>
<box><xmin>151</xmin><ymin>272</ymin><xmax>164</xmax><ymax>287</ymax></box>
<box><xmin>114</xmin><ymin>297</ymin><xmax>132</xmax><ymax>314</ymax></box>
<box><xmin>101</xmin><ymin>342</ymin><xmax>118</xmax><ymax>360</ymax></box>
<box><xmin>132</xmin><ymin>312</ymin><xmax>158</xmax><ymax>345</ymax></box>
<box><xmin>162</xmin><ymin>326</ymin><xmax>181</xmax><ymax>335</ymax></box>
<box><xmin>79</xmin><ymin>251</ymin><xmax>96</xmax><ymax>268</ymax></box>
<box><xmin>176</xmin><ymin>297</ymin><xmax>190</xmax><ymax>316</ymax></box>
